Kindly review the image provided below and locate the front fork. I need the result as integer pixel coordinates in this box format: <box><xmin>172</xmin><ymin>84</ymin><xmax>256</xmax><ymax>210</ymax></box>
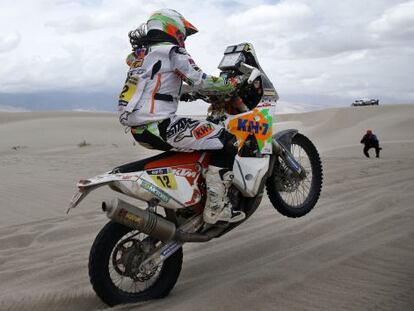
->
<box><xmin>272</xmin><ymin>129</ymin><xmax>306</xmax><ymax>178</ymax></box>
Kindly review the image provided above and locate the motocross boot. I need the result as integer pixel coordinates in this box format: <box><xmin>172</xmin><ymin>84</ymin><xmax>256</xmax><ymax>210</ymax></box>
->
<box><xmin>203</xmin><ymin>166</ymin><xmax>246</xmax><ymax>224</ymax></box>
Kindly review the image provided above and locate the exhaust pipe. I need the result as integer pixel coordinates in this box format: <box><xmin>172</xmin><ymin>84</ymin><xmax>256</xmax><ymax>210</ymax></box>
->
<box><xmin>102</xmin><ymin>198</ymin><xmax>176</xmax><ymax>242</ymax></box>
<box><xmin>102</xmin><ymin>198</ymin><xmax>226</xmax><ymax>243</ymax></box>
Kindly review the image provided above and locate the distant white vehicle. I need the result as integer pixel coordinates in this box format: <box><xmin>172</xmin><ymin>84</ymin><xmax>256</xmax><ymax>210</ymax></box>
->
<box><xmin>351</xmin><ymin>99</ymin><xmax>379</xmax><ymax>106</ymax></box>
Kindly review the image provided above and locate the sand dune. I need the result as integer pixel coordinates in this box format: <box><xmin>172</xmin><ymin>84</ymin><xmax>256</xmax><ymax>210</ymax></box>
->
<box><xmin>0</xmin><ymin>104</ymin><xmax>413</xmax><ymax>310</ymax></box>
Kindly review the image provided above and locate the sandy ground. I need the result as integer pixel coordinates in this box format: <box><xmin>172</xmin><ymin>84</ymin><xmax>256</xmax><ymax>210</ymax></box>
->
<box><xmin>0</xmin><ymin>104</ymin><xmax>413</xmax><ymax>311</ymax></box>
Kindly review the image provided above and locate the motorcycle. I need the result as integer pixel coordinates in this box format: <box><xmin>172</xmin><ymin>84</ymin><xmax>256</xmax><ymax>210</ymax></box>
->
<box><xmin>68</xmin><ymin>43</ymin><xmax>323</xmax><ymax>306</ymax></box>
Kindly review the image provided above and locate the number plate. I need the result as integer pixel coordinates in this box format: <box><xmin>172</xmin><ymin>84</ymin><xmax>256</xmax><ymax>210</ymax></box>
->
<box><xmin>146</xmin><ymin>168</ymin><xmax>177</xmax><ymax>190</ymax></box>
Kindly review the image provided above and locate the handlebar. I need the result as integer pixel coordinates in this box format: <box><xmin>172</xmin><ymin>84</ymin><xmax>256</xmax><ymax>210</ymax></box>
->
<box><xmin>180</xmin><ymin>62</ymin><xmax>261</xmax><ymax>102</ymax></box>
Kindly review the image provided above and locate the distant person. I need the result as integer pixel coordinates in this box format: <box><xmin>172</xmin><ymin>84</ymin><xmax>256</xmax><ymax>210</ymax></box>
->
<box><xmin>360</xmin><ymin>129</ymin><xmax>382</xmax><ymax>158</ymax></box>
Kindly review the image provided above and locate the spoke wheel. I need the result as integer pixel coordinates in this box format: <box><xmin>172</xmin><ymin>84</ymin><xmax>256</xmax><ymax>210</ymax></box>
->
<box><xmin>266</xmin><ymin>133</ymin><xmax>323</xmax><ymax>218</ymax></box>
<box><xmin>89</xmin><ymin>221</ymin><xmax>183</xmax><ymax>306</ymax></box>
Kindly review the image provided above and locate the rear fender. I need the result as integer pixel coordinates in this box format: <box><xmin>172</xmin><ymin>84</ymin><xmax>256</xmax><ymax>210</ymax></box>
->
<box><xmin>68</xmin><ymin>172</ymin><xmax>142</xmax><ymax>211</ymax></box>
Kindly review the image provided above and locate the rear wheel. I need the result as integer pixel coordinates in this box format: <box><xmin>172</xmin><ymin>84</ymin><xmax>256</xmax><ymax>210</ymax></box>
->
<box><xmin>266</xmin><ymin>133</ymin><xmax>323</xmax><ymax>217</ymax></box>
<box><xmin>89</xmin><ymin>221</ymin><xmax>183</xmax><ymax>306</ymax></box>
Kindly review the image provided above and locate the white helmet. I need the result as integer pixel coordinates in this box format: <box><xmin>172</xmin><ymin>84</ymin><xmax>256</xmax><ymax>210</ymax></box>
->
<box><xmin>146</xmin><ymin>9</ymin><xmax>198</xmax><ymax>48</ymax></box>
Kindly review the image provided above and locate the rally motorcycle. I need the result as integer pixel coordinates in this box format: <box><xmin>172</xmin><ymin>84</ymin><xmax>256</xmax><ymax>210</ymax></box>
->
<box><xmin>68</xmin><ymin>43</ymin><xmax>323</xmax><ymax>306</ymax></box>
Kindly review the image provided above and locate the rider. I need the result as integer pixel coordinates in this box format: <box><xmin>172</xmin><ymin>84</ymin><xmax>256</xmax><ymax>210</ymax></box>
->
<box><xmin>118</xmin><ymin>9</ymin><xmax>245</xmax><ymax>224</ymax></box>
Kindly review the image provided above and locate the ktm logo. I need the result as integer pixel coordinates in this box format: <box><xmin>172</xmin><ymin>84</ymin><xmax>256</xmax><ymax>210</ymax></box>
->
<box><xmin>192</xmin><ymin>123</ymin><xmax>214</xmax><ymax>139</ymax></box>
<box><xmin>172</xmin><ymin>168</ymin><xmax>197</xmax><ymax>178</ymax></box>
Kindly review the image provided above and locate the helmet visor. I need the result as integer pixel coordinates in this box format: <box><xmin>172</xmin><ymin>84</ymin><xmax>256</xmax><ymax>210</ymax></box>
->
<box><xmin>182</xmin><ymin>18</ymin><xmax>198</xmax><ymax>36</ymax></box>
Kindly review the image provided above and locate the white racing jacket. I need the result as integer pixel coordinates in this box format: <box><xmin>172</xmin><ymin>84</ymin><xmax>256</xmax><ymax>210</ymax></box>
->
<box><xmin>118</xmin><ymin>43</ymin><xmax>233</xmax><ymax>126</ymax></box>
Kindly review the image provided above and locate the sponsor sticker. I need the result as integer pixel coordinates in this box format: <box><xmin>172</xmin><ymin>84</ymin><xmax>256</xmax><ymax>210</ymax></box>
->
<box><xmin>141</xmin><ymin>179</ymin><xmax>171</xmax><ymax>202</ymax></box>
<box><xmin>118</xmin><ymin>75</ymin><xmax>139</xmax><ymax>104</ymax></box>
<box><xmin>147</xmin><ymin>168</ymin><xmax>170</xmax><ymax>175</ymax></box>
<box><xmin>172</xmin><ymin>167</ymin><xmax>198</xmax><ymax>178</ymax></box>
<box><xmin>160</xmin><ymin>242</ymin><xmax>181</xmax><ymax>257</ymax></box>
<box><xmin>126</xmin><ymin>48</ymin><xmax>146</xmax><ymax>68</ymax></box>
<box><xmin>192</xmin><ymin>123</ymin><xmax>215</xmax><ymax>140</ymax></box>
<box><xmin>236</xmin><ymin>119</ymin><xmax>269</xmax><ymax>135</ymax></box>
<box><xmin>227</xmin><ymin>108</ymin><xmax>273</xmax><ymax>153</ymax></box>
<box><xmin>172</xmin><ymin>166</ymin><xmax>199</xmax><ymax>185</ymax></box>
<box><xmin>257</xmin><ymin>102</ymin><xmax>271</xmax><ymax>107</ymax></box>
<box><xmin>263</xmin><ymin>89</ymin><xmax>277</xmax><ymax>96</ymax></box>
<box><xmin>166</xmin><ymin>118</ymin><xmax>199</xmax><ymax>142</ymax></box>
<box><xmin>118</xmin><ymin>208</ymin><xmax>143</xmax><ymax>225</ymax></box>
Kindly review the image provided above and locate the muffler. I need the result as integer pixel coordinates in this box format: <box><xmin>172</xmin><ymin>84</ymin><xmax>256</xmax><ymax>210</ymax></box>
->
<box><xmin>102</xmin><ymin>198</ymin><xmax>176</xmax><ymax>242</ymax></box>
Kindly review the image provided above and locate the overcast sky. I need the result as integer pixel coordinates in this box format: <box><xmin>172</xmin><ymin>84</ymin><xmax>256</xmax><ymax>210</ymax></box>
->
<box><xmin>0</xmin><ymin>0</ymin><xmax>413</xmax><ymax>112</ymax></box>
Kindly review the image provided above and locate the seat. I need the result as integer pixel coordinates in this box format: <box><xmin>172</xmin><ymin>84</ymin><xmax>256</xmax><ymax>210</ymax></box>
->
<box><xmin>112</xmin><ymin>151</ymin><xmax>206</xmax><ymax>174</ymax></box>
<box><xmin>111</xmin><ymin>151</ymin><xmax>176</xmax><ymax>173</ymax></box>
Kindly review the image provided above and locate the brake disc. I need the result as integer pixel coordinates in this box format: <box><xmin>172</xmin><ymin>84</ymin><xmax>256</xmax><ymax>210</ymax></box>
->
<box><xmin>112</xmin><ymin>236</ymin><xmax>159</xmax><ymax>282</ymax></box>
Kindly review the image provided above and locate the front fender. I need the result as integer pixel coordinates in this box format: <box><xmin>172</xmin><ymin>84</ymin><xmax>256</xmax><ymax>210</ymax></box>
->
<box><xmin>273</xmin><ymin>129</ymin><xmax>298</xmax><ymax>151</ymax></box>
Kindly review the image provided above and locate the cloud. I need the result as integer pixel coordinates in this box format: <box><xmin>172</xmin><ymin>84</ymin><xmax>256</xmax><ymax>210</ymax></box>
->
<box><xmin>286</xmin><ymin>29</ymin><xmax>376</xmax><ymax>59</ymax></box>
<box><xmin>0</xmin><ymin>0</ymin><xmax>413</xmax><ymax>111</ymax></box>
<box><xmin>45</xmin><ymin>0</ymin><xmax>163</xmax><ymax>34</ymax></box>
<box><xmin>369</xmin><ymin>1</ymin><xmax>414</xmax><ymax>41</ymax></box>
<box><xmin>45</xmin><ymin>15</ymin><xmax>108</xmax><ymax>34</ymax></box>
<box><xmin>227</xmin><ymin>2</ymin><xmax>314</xmax><ymax>33</ymax></box>
<box><xmin>0</xmin><ymin>33</ymin><xmax>21</xmax><ymax>53</ymax></box>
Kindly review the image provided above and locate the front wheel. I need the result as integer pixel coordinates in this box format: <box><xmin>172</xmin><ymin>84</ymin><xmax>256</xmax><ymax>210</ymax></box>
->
<box><xmin>89</xmin><ymin>221</ymin><xmax>183</xmax><ymax>306</ymax></box>
<box><xmin>266</xmin><ymin>133</ymin><xmax>323</xmax><ymax>217</ymax></box>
